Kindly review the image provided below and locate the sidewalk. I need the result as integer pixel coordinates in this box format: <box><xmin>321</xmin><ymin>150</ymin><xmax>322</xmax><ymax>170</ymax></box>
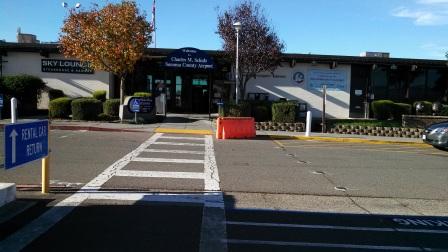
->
<box><xmin>0</xmin><ymin>115</ymin><xmax>424</xmax><ymax>144</ymax></box>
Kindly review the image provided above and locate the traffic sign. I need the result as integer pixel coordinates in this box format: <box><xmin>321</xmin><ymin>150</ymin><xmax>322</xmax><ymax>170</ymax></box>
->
<box><xmin>130</xmin><ymin>99</ymin><xmax>140</xmax><ymax>113</ymax></box>
<box><xmin>0</xmin><ymin>94</ymin><xmax>3</xmax><ymax>108</ymax></box>
<box><xmin>4</xmin><ymin>120</ymin><xmax>49</xmax><ymax>170</ymax></box>
<box><xmin>128</xmin><ymin>97</ymin><xmax>154</xmax><ymax>113</ymax></box>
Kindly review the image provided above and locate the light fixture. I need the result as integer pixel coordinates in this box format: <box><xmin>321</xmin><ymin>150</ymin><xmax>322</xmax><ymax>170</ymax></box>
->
<box><xmin>329</xmin><ymin>61</ymin><xmax>337</xmax><ymax>69</ymax></box>
<box><xmin>372</xmin><ymin>64</ymin><xmax>377</xmax><ymax>70</ymax></box>
<box><xmin>411</xmin><ymin>65</ymin><xmax>418</xmax><ymax>71</ymax></box>
<box><xmin>311</xmin><ymin>60</ymin><xmax>317</xmax><ymax>66</ymax></box>
<box><xmin>390</xmin><ymin>64</ymin><xmax>398</xmax><ymax>70</ymax></box>
<box><xmin>290</xmin><ymin>59</ymin><xmax>296</xmax><ymax>68</ymax></box>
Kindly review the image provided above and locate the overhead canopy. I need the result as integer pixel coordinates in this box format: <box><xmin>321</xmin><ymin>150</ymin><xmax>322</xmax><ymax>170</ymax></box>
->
<box><xmin>164</xmin><ymin>47</ymin><xmax>214</xmax><ymax>70</ymax></box>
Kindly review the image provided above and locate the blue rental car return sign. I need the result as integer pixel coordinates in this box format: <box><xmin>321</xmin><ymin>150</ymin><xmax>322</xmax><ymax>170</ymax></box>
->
<box><xmin>4</xmin><ymin>120</ymin><xmax>49</xmax><ymax>170</ymax></box>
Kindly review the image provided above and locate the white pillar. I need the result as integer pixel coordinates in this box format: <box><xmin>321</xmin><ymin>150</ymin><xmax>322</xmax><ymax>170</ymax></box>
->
<box><xmin>305</xmin><ymin>111</ymin><xmax>312</xmax><ymax>137</ymax></box>
<box><xmin>11</xmin><ymin>98</ymin><xmax>17</xmax><ymax>123</ymax></box>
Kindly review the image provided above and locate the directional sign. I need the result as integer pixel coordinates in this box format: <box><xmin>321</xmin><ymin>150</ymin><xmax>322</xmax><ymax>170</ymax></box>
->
<box><xmin>4</xmin><ymin>120</ymin><xmax>49</xmax><ymax>170</ymax></box>
<box><xmin>0</xmin><ymin>94</ymin><xmax>3</xmax><ymax>108</ymax></box>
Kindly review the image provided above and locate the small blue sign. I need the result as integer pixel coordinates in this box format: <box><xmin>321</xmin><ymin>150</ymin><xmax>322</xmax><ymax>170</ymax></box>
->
<box><xmin>0</xmin><ymin>94</ymin><xmax>3</xmax><ymax>108</ymax></box>
<box><xmin>4</xmin><ymin>120</ymin><xmax>49</xmax><ymax>170</ymax></box>
<box><xmin>130</xmin><ymin>99</ymin><xmax>140</xmax><ymax>113</ymax></box>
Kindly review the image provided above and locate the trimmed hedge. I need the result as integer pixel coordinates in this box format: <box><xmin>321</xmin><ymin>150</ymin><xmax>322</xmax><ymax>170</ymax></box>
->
<box><xmin>103</xmin><ymin>99</ymin><xmax>120</xmax><ymax>117</ymax></box>
<box><xmin>391</xmin><ymin>103</ymin><xmax>412</xmax><ymax>120</ymax></box>
<box><xmin>0</xmin><ymin>75</ymin><xmax>46</xmax><ymax>115</ymax></box>
<box><xmin>92</xmin><ymin>90</ymin><xmax>107</xmax><ymax>102</ymax></box>
<box><xmin>252</xmin><ymin>105</ymin><xmax>270</xmax><ymax>122</ymax></box>
<box><xmin>49</xmin><ymin>97</ymin><xmax>72</xmax><ymax>119</ymax></box>
<box><xmin>225</xmin><ymin>102</ymin><xmax>251</xmax><ymax>117</ymax></box>
<box><xmin>49</xmin><ymin>89</ymin><xmax>65</xmax><ymax>101</ymax></box>
<box><xmin>441</xmin><ymin>106</ymin><xmax>448</xmax><ymax>116</ymax></box>
<box><xmin>413</xmin><ymin>101</ymin><xmax>432</xmax><ymax>115</ymax></box>
<box><xmin>371</xmin><ymin>100</ymin><xmax>394</xmax><ymax>120</ymax></box>
<box><xmin>133</xmin><ymin>92</ymin><xmax>152</xmax><ymax>97</ymax></box>
<box><xmin>97</xmin><ymin>113</ymin><xmax>118</xmax><ymax>121</ymax></box>
<box><xmin>71</xmin><ymin>98</ymin><xmax>102</xmax><ymax>120</ymax></box>
<box><xmin>272</xmin><ymin>102</ymin><xmax>296</xmax><ymax>123</ymax></box>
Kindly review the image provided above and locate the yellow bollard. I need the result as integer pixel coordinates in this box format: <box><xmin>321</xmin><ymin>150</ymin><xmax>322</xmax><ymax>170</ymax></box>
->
<box><xmin>41</xmin><ymin>155</ymin><xmax>50</xmax><ymax>194</ymax></box>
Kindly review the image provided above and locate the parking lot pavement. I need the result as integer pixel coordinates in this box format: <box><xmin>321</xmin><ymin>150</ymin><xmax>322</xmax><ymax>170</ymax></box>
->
<box><xmin>225</xmin><ymin>208</ymin><xmax>448</xmax><ymax>251</ymax></box>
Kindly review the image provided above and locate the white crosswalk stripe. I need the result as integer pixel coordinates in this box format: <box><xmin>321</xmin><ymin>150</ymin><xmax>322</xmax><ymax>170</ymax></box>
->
<box><xmin>115</xmin><ymin>170</ymin><xmax>205</xmax><ymax>179</ymax></box>
<box><xmin>132</xmin><ymin>157</ymin><xmax>204</xmax><ymax>164</ymax></box>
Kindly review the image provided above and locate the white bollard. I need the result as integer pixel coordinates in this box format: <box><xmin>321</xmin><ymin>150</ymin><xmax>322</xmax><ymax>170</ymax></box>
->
<box><xmin>11</xmin><ymin>97</ymin><xmax>17</xmax><ymax>123</ymax></box>
<box><xmin>305</xmin><ymin>111</ymin><xmax>312</xmax><ymax>137</ymax></box>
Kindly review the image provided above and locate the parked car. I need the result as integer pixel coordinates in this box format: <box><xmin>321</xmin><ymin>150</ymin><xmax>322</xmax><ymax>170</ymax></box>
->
<box><xmin>422</xmin><ymin>121</ymin><xmax>448</xmax><ymax>150</ymax></box>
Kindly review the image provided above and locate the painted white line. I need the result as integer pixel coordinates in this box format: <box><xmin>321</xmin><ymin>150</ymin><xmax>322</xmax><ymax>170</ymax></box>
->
<box><xmin>87</xmin><ymin>192</ymin><xmax>205</xmax><ymax>204</ymax></box>
<box><xmin>226</xmin><ymin>239</ymin><xmax>425</xmax><ymax>251</ymax></box>
<box><xmin>203</xmin><ymin>135</ymin><xmax>220</xmax><ymax>191</ymax></box>
<box><xmin>226</xmin><ymin>221</ymin><xmax>395</xmax><ymax>232</ymax></box>
<box><xmin>115</xmin><ymin>170</ymin><xmax>205</xmax><ymax>179</ymax></box>
<box><xmin>159</xmin><ymin>136</ymin><xmax>205</xmax><ymax>141</ymax></box>
<box><xmin>199</xmin><ymin>136</ymin><xmax>227</xmax><ymax>252</ymax></box>
<box><xmin>226</xmin><ymin>221</ymin><xmax>448</xmax><ymax>234</ymax></box>
<box><xmin>132</xmin><ymin>157</ymin><xmax>204</xmax><ymax>164</ymax></box>
<box><xmin>142</xmin><ymin>149</ymin><xmax>205</xmax><ymax>155</ymax></box>
<box><xmin>59</xmin><ymin>135</ymin><xmax>68</xmax><ymax>139</ymax></box>
<box><xmin>153</xmin><ymin>141</ymin><xmax>205</xmax><ymax>146</ymax></box>
<box><xmin>0</xmin><ymin>133</ymin><xmax>163</xmax><ymax>252</ymax></box>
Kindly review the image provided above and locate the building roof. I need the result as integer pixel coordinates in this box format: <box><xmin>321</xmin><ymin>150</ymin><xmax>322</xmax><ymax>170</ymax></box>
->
<box><xmin>1</xmin><ymin>41</ymin><xmax>447</xmax><ymax>68</ymax></box>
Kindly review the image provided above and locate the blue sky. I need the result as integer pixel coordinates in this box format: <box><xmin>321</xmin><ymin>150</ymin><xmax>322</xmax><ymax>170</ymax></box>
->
<box><xmin>1</xmin><ymin>0</ymin><xmax>448</xmax><ymax>59</ymax></box>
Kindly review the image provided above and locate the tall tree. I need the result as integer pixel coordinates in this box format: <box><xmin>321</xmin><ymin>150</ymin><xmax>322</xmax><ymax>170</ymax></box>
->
<box><xmin>59</xmin><ymin>1</ymin><xmax>153</xmax><ymax>104</ymax></box>
<box><xmin>217</xmin><ymin>1</ymin><xmax>285</xmax><ymax>101</ymax></box>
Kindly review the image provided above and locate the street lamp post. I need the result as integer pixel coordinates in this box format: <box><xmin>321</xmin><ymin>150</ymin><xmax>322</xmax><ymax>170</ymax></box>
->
<box><xmin>233</xmin><ymin>21</ymin><xmax>242</xmax><ymax>104</ymax></box>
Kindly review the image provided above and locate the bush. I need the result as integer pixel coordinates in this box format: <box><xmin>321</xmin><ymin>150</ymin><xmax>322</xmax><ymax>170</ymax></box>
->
<box><xmin>371</xmin><ymin>100</ymin><xmax>394</xmax><ymax>120</ymax></box>
<box><xmin>97</xmin><ymin>113</ymin><xmax>118</xmax><ymax>121</ymax></box>
<box><xmin>413</xmin><ymin>101</ymin><xmax>432</xmax><ymax>115</ymax></box>
<box><xmin>252</xmin><ymin>105</ymin><xmax>270</xmax><ymax>122</ymax></box>
<box><xmin>390</xmin><ymin>103</ymin><xmax>412</xmax><ymax>120</ymax></box>
<box><xmin>71</xmin><ymin>98</ymin><xmax>102</xmax><ymax>120</ymax></box>
<box><xmin>441</xmin><ymin>105</ymin><xmax>448</xmax><ymax>116</ymax></box>
<box><xmin>225</xmin><ymin>101</ymin><xmax>251</xmax><ymax>117</ymax></box>
<box><xmin>49</xmin><ymin>97</ymin><xmax>72</xmax><ymax>119</ymax></box>
<box><xmin>92</xmin><ymin>90</ymin><xmax>107</xmax><ymax>102</ymax></box>
<box><xmin>133</xmin><ymin>92</ymin><xmax>152</xmax><ymax>97</ymax></box>
<box><xmin>1</xmin><ymin>75</ymin><xmax>46</xmax><ymax>115</ymax></box>
<box><xmin>272</xmin><ymin>102</ymin><xmax>296</xmax><ymax>123</ymax></box>
<box><xmin>103</xmin><ymin>99</ymin><xmax>120</xmax><ymax>117</ymax></box>
<box><xmin>48</xmin><ymin>89</ymin><xmax>65</xmax><ymax>101</ymax></box>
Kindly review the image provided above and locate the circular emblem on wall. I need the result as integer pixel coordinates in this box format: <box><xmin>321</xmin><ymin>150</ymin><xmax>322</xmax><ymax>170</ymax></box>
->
<box><xmin>293</xmin><ymin>72</ymin><xmax>305</xmax><ymax>84</ymax></box>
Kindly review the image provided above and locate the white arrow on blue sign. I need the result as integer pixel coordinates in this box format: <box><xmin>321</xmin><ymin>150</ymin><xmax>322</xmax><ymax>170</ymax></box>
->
<box><xmin>4</xmin><ymin>120</ymin><xmax>49</xmax><ymax>170</ymax></box>
<box><xmin>130</xmin><ymin>99</ymin><xmax>140</xmax><ymax>113</ymax></box>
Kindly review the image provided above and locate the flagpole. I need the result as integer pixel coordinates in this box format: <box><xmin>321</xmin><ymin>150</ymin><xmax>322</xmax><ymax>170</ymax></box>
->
<box><xmin>152</xmin><ymin>0</ymin><xmax>156</xmax><ymax>48</ymax></box>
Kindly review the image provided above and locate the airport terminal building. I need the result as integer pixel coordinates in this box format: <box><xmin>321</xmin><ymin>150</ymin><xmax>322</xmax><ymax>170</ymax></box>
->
<box><xmin>1</xmin><ymin>41</ymin><xmax>447</xmax><ymax>119</ymax></box>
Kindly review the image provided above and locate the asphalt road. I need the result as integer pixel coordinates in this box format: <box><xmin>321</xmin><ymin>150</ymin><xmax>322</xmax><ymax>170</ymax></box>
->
<box><xmin>1</xmin><ymin>130</ymin><xmax>448</xmax><ymax>251</ymax></box>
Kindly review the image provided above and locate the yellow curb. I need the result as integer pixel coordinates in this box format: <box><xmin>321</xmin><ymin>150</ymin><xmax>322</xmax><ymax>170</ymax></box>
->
<box><xmin>270</xmin><ymin>135</ymin><xmax>429</xmax><ymax>147</ymax></box>
<box><xmin>155</xmin><ymin>128</ymin><xmax>213</xmax><ymax>135</ymax></box>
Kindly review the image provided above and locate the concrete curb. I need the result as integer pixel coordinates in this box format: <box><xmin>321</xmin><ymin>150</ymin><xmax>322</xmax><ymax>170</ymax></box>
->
<box><xmin>50</xmin><ymin>125</ymin><xmax>146</xmax><ymax>133</ymax></box>
<box><xmin>0</xmin><ymin>183</ymin><xmax>16</xmax><ymax>207</ymax></box>
<box><xmin>155</xmin><ymin>128</ymin><xmax>213</xmax><ymax>135</ymax></box>
<box><xmin>269</xmin><ymin>135</ymin><xmax>429</xmax><ymax>146</ymax></box>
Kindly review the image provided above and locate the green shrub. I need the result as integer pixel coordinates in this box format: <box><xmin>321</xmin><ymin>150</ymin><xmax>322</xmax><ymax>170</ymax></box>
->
<box><xmin>103</xmin><ymin>99</ymin><xmax>120</xmax><ymax>117</ymax></box>
<box><xmin>441</xmin><ymin>105</ymin><xmax>448</xmax><ymax>116</ymax></box>
<box><xmin>390</xmin><ymin>103</ymin><xmax>412</xmax><ymax>121</ymax></box>
<box><xmin>48</xmin><ymin>89</ymin><xmax>65</xmax><ymax>101</ymax></box>
<box><xmin>133</xmin><ymin>92</ymin><xmax>152</xmax><ymax>97</ymax></box>
<box><xmin>413</xmin><ymin>101</ymin><xmax>432</xmax><ymax>115</ymax></box>
<box><xmin>225</xmin><ymin>101</ymin><xmax>251</xmax><ymax>117</ymax></box>
<box><xmin>272</xmin><ymin>102</ymin><xmax>296</xmax><ymax>123</ymax></box>
<box><xmin>252</xmin><ymin>105</ymin><xmax>270</xmax><ymax>122</ymax></box>
<box><xmin>49</xmin><ymin>97</ymin><xmax>72</xmax><ymax>119</ymax></box>
<box><xmin>92</xmin><ymin>90</ymin><xmax>107</xmax><ymax>102</ymax></box>
<box><xmin>371</xmin><ymin>100</ymin><xmax>394</xmax><ymax>120</ymax></box>
<box><xmin>1</xmin><ymin>75</ymin><xmax>46</xmax><ymax>115</ymax></box>
<box><xmin>97</xmin><ymin>113</ymin><xmax>118</xmax><ymax>121</ymax></box>
<box><xmin>71</xmin><ymin>98</ymin><xmax>102</xmax><ymax>120</ymax></box>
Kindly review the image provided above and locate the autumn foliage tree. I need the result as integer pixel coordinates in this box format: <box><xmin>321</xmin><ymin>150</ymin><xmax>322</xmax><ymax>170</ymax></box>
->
<box><xmin>60</xmin><ymin>1</ymin><xmax>153</xmax><ymax>104</ymax></box>
<box><xmin>217</xmin><ymin>1</ymin><xmax>285</xmax><ymax>101</ymax></box>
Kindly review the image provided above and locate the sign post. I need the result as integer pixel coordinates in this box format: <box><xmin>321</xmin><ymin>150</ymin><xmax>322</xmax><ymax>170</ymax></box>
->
<box><xmin>0</xmin><ymin>94</ymin><xmax>3</xmax><ymax>120</ymax></box>
<box><xmin>4</xmin><ymin>119</ymin><xmax>50</xmax><ymax>193</ymax></box>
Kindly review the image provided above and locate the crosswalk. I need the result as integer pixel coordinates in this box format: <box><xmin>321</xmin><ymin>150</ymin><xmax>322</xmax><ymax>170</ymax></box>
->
<box><xmin>0</xmin><ymin>132</ymin><xmax>226</xmax><ymax>252</ymax></box>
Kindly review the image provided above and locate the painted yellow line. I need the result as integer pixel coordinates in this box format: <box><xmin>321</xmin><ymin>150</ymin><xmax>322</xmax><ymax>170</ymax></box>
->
<box><xmin>270</xmin><ymin>135</ymin><xmax>428</xmax><ymax>147</ymax></box>
<box><xmin>273</xmin><ymin>139</ymin><xmax>285</xmax><ymax>147</ymax></box>
<box><xmin>155</xmin><ymin>128</ymin><xmax>213</xmax><ymax>135</ymax></box>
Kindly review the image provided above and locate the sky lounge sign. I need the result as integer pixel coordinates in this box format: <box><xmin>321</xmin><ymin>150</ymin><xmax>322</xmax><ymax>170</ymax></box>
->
<box><xmin>164</xmin><ymin>47</ymin><xmax>214</xmax><ymax>70</ymax></box>
<box><xmin>41</xmin><ymin>59</ymin><xmax>94</xmax><ymax>74</ymax></box>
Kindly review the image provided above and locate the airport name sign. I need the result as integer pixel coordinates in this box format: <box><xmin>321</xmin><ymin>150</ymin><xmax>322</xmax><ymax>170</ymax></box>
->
<box><xmin>4</xmin><ymin>120</ymin><xmax>49</xmax><ymax>170</ymax></box>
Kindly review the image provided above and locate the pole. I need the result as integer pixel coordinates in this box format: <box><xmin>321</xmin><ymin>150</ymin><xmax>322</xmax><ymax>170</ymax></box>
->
<box><xmin>11</xmin><ymin>97</ymin><xmax>17</xmax><ymax>123</ymax></box>
<box><xmin>322</xmin><ymin>85</ymin><xmax>327</xmax><ymax>133</ymax></box>
<box><xmin>235</xmin><ymin>30</ymin><xmax>239</xmax><ymax>105</ymax></box>
<box><xmin>305</xmin><ymin>111</ymin><xmax>312</xmax><ymax>137</ymax></box>
<box><xmin>42</xmin><ymin>156</ymin><xmax>50</xmax><ymax>194</ymax></box>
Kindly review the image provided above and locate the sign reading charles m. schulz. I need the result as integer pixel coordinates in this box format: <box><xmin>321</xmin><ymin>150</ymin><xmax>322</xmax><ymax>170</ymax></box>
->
<box><xmin>41</xmin><ymin>59</ymin><xmax>94</xmax><ymax>74</ymax></box>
